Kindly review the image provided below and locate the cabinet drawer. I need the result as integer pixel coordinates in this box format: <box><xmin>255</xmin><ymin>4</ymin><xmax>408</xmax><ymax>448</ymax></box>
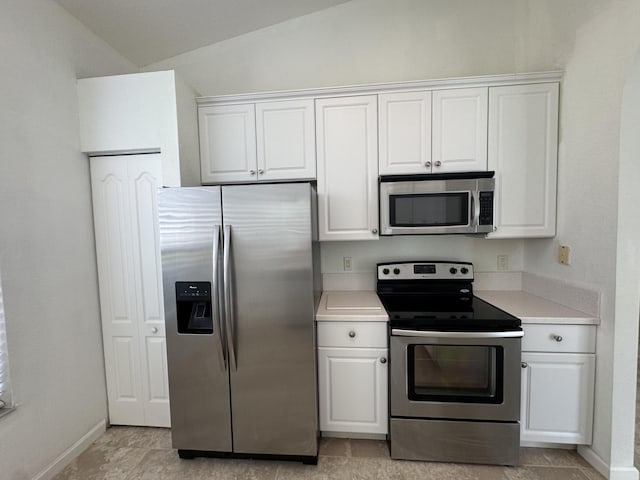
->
<box><xmin>317</xmin><ymin>322</ymin><xmax>387</xmax><ymax>348</ymax></box>
<box><xmin>522</xmin><ymin>324</ymin><xmax>596</xmax><ymax>353</ymax></box>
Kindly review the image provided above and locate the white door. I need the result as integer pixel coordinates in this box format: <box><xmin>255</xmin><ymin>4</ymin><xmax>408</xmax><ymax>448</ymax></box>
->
<box><xmin>378</xmin><ymin>91</ymin><xmax>432</xmax><ymax>175</ymax></box>
<box><xmin>255</xmin><ymin>99</ymin><xmax>316</xmax><ymax>181</ymax></box>
<box><xmin>432</xmin><ymin>87</ymin><xmax>488</xmax><ymax>173</ymax></box>
<box><xmin>521</xmin><ymin>352</ymin><xmax>595</xmax><ymax>444</ymax></box>
<box><xmin>316</xmin><ymin>95</ymin><xmax>379</xmax><ymax>241</ymax></box>
<box><xmin>90</xmin><ymin>154</ymin><xmax>170</xmax><ymax>427</ymax></box>
<box><xmin>318</xmin><ymin>347</ymin><xmax>388</xmax><ymax>435</ymax></box>
<box><xmin>487</xmin><ymin>83</ymin><xmax>559</xmax><ymax>238</ymax></box>
<box><xmin>199</xmin><ymin>103</ymin><xmax>257</xmax><ymax>184</ymax></box>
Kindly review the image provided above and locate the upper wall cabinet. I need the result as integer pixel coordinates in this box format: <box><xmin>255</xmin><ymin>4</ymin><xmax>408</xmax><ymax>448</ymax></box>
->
<box><xmin>378</xmin><ymin>87</ymin><xmax>487</xmax><ymax>175</ymax></box>
<box><xmin>198</xmin><ymin>99</ymin><xmax>316</xmax><ymax>184</ymax></box>
<box><xmin>487</xmin><ymin>83</ymin><xmax>559</xmax><ymax>238</ymax></box>
<box><xmin>316</xmin><ymin>95</ymin><xmax>379</xmax><ymax>241</ymax></box>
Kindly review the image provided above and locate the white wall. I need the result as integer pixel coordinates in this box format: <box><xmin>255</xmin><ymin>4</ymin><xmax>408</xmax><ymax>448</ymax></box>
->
<box><xmin>147</xmin><ymin>0</ymin><xmax>640</xmax><ymax>476</ymax></box>
<box><xmin>0</xmin><ymin>1</ymin><xmax>136</xmax><ymax>479</ymax></box>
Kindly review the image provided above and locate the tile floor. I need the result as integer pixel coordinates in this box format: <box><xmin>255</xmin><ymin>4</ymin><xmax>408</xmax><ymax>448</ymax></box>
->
<box><xmin>54</xmin><ymin>426</ymin><xmax>606</xmax><ymax>480</ymax></box>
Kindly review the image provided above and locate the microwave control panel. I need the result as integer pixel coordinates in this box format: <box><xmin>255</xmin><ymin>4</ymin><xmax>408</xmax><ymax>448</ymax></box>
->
<box><xmin>478</xmin><ymin>192</ymin><xmax>494</xmax><ymax>225</ymax></box>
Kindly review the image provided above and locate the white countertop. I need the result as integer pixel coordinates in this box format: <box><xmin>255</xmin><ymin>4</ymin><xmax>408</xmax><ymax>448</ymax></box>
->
<box><xmin>316</xmin><ymin>291</ymin><xmax>389</xmax><ymax>322</ymax></box>
<box><xmin>475</xmin><ymin>290</ymin><xmax>599</xmax><ymax>325</ymax></box>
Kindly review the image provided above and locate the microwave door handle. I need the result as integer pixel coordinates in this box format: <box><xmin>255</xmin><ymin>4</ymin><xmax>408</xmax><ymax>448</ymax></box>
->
<box><xmin>471</xmin><ymin>190</ymin><xmax>480</xmax><ymax>228</ymax></box>
<box><xmin>212</xmin><ymin>225</ymin><xmax>226</xmax><ymax>371</ymax></box>
<box><xmin>391</xmin><ymin>329</ymin><xmax>524</xmax><ymax>339</ymax></box>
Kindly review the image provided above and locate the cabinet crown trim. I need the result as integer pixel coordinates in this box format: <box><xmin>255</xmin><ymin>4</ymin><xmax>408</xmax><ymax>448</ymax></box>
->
<box><xmin>197</xmin><ymin>71</ymin><xmax>563</xmax><ymax>106</ymax></box>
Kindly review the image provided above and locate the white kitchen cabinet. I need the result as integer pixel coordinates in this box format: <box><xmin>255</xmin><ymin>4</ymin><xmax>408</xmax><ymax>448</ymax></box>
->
<box><xmin>315</xmin><ymin>95</ymin><xmax>379</xmax><ymax>241</ymax></box>
<box><xmin>317</xmin><ymin>321</ymin><xmax>388</xmax><ymax>436</ymax></box>
<box><xmin>378</xmin><ymin>88</ymin><xmax>487</xmax><ymax>175</ymax></box>
<box><xmin>90</xmin><ymin>154</ymin><xmax>170</xmax><ymax>428</ymax></box>
<box><xmin>378</xmin><ymin>91</ymin><xmax>432</xmax><ymax>175</ymax></box>
<box><xmin>488</xmin><ymin>83</ymin><xmax>559</xmax><ymax>238</ymax></box>
<box><xmin>199</xmin><ymin>99</ymin><xmax>316</xmax><ymax>184</ymax></box>
<box><xmin>432</xmin><ymin>87</ymin><xmax>488</xmax><ymax>172</ymax></box>
<box><xmin>520</xmin><ymin>324</ymin><xmax>596</xmax><ymax>445</ymax></box>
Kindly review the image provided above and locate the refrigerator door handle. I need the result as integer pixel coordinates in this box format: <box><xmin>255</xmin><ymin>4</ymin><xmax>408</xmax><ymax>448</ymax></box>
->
<box><xmin>212</xmin><ymin>225</ymin><xmax>227</xmax><ymax>371</ymax></box>
<box><xmin>223</xmin><ymin>225</ymin><xmax>237</xmax><ymax>371</ymax></box>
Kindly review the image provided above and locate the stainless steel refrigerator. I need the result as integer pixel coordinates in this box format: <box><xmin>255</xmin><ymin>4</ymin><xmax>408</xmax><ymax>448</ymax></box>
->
<box><xmin>158</xmin><ymin>182</ymin><xmax>320</xmax><ymax>463</ymax></box>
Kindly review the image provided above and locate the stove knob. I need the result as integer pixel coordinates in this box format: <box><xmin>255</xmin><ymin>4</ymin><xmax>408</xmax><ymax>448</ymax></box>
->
<box><xmin>382</xmin><ymin>268</ymin><xmax>390</xmax><ymax>275</ymax></box>
<box><xmin>461</xmin><ymin>267</ymin><xmax>469</xmax><ymax>274</ymax></box>
<box><xmin>393</xmin><ymin>268</ymin><xmax>400</xmax><ymax>275</ymax></box>
<box><xmin>449</xmin><ymin>267</ymin><xmax>458</xmax><ymax>274</ymax></box>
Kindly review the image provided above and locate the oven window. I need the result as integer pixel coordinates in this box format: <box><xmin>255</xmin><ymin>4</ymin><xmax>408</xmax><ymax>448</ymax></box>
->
<box><xmin>408</xmin><ymin>344</ymin><xmax>503</xmax><ymax>404</ymax></box>
<box><xmin>389</xmin><ymin>193</ymin><xmax>469</xmax><ymax>227</ymax></box>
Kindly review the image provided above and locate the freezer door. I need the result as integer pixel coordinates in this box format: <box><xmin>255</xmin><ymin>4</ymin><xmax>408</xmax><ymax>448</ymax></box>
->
<box><xmin>222</xmin><ymin>183</ymin><xmax>318</xmax><ymax>457</ymax></box>
<box><xmin>159</xmin><ymin>186</ymin><xmax>232</xmax><ymax>452</ymax></box>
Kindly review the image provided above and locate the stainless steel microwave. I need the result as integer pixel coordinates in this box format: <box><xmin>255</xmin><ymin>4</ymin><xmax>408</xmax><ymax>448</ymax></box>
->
<box><xmin>379</xmin><ymin>172</ymin><xmax>495</xmax><ymax>235</ymax></box>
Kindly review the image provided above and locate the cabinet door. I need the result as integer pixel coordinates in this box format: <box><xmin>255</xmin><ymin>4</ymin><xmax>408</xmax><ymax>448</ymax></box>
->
<box><xmin>378</xmin><ymin>91</ymin><xmax>432</xmax><ymax>175</ymax></box>
<box><xmin>90</xmin><ymin>154</ymin><xmax>170</xmax><ymax>427</ymax></box>
<box><xmin>432</xmin><ymin>87</ymin><xmax>488</xmax><ymax>173</ymax></box>
<box><xmin>318</xmin><ymin>347</ymin><xmax>388</xmax><ymax>435</ymax></box>
<box><xmin>199</xmin><ymin>104</ymin><xmax>257</xmax><ymax>184</ymax></box>
<box><xmin>316</xmin><ymin>95</ymin><xmax>379</xmax><ymax>241</ymax></box>
<box><xmin>521</xmin><ymin>352</ymin><xmax>595</xmax><ymax>444</ymax></box>
<box><xmin>487</xmin><ymin>83</ymin><xmax>559</xmax><ymax>238</ymax></box>
<box><xmin>256</xmin><ymin>99</ymin><xmax>316</xmax><ymax>181</ymax></box>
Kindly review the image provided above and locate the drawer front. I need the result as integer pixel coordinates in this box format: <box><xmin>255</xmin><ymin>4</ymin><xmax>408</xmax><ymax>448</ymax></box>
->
<box><xmin>317</xmin><ymin>321</ymin><xmax>388</xmax><ymax>348</ymax></box>
<box><xmin>522</xmin><ymin>324</ymin><xmax>596</xmax><ymax>353</ymax></box>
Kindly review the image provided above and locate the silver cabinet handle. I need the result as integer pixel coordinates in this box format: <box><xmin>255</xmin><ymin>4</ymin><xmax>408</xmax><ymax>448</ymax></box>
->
<box><xmin>348</xmin><ymin>331</ymin><xmax>356</xmax><ymax>338</ymax></box>
<box><xmin>372</xmin><ymin>228</ymin><xmax>378</xmax><ymax>234</ymax></box>
<box><xmin>151</xmin><ymin>327</ymin><xmax>158</xmax><ymax>334</ymax></box>
<box><xmin>553</xmin><ymin>335</ymin><xmax>563</xmax><ymax>342</ymax></box>
<box><xmin>392</xmin><ymin>329</ymin><xmax>524</xmax><ymax>339</ymax></box>
<box><xmin>521</xmin><ymin>362</ymin><xmax>528</xmax><ymax>368</ymax></box>
<box><xmin>425</xmin><ymin>161</ymin><xmax>432</xmax><ymax>168</ymax></box>
<box><xmin>223</xmin><ymin>225</ymin><xmax>237</xmax><ymax>371</ymax></box>
<box><xmin>249</xmin><ymin>170</ymin><xmax>256</xmax><ymax>175</ymax></box>
<box><xmin>434</xmin><ymin>160</ymin><xmax>442</xmax><ymax>167</ymax></box>
<box><xmin>258</xmin><ymin>169</ymin><xmax>264</xmax><ymax>174</ymax></box>
<box><xmin>380</xmin><ymin>357</ymin><xmax>387</xmax><ymax>364</ymax></box>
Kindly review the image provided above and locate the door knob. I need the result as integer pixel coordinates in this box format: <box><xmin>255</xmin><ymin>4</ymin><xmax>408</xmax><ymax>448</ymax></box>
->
<box><xmin>380</xmin><ymin>357</ymin><xmax>387</xmax><ymax>364</ymax></box>
<box><xmin>372</xmin><ymin>228</ymin><xmax>378</xmax><ymax>234</ymax></box>
<box><xmin>249</xmin><ymin>170</ymin><xmax>256</xmax><ymax>175</ymax></box>
<box><xmin>348</xmin><ymin>331</ymin><xmax>356</xmax><ymax>338</ymax></box>
<box><xmin>151</xmin><ymin>327</ymin><xmax>158</xmax><ymax>334</ymax></box>
<box><xmin>553</xmin><ymin>335</ymin><xmax>563</xmax><ymax>342</ymax></box>
<box><xmin>258</xmin><ymin>169</ymin><xmax>264</xmax><ymax>175</ymax></box>
<box><xmin>425</xmin><ymin>161</ymin><xmax>432</xmax><ymax>168</ymax></box>
<box><xmin>521</xmin><ymin>362</ymin><xmax>528</xmax><ymax>368</ymax></box>
<box><xmin>434</xmin><ymin>161</ymin><xmax>442</xmax><ymax>167</ymax></box>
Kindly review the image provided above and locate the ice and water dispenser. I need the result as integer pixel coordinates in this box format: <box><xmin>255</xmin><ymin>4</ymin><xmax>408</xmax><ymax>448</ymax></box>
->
<box><xmin>175</xmin><ymin>282</ymin><xmax>213</xmax><ymax>334</ymax></box>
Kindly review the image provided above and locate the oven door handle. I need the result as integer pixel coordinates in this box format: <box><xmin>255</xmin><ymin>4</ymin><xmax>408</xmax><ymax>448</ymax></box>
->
<box><xmin>391</xmin><ymin>329</ymin><xmax>524</xmax><ymax>339</ymax></box>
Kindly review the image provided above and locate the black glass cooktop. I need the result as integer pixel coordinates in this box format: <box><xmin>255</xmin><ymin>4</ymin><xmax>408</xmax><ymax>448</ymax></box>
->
<box><xmin>378</xmin><ymin>294</ymin><xmax>521</xmax><ymax>331</ymax></box>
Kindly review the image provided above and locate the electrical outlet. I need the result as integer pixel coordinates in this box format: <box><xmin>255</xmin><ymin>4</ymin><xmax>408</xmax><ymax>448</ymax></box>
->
<box><xmin>343</xmin><ymin>256</ymin><xmax>353</xmax><ymax>271</ymax></box>
<box><xmin>559</xmin><ymin>245</ymin><xmax>571</xmax><ymax>265</ymax></box>
<box><xmin>497</xmin><ymin>254</ymin><xmax>509</xmax><ymax>271</ymax></box>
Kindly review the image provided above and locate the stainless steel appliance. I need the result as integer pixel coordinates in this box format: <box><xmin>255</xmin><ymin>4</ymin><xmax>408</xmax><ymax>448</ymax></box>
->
<box><xmin>377</xmin><ymin>261</ymin><xmax>523</xmax><ymax>466</ymax></box>
<box><xmin>159</xmin><ymin>182</ymin><xmax>320</xmax><ymax>464</ymax></box>
<box><xmin>379</xmin><ymin>172</ymin><xmax>495</xmax><ymax>235</ymax></box>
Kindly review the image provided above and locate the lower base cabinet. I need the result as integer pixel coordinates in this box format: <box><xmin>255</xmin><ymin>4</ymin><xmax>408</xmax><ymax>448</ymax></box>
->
<box><xmin>317</xmin><ymin>321</ymin><xmax>388</xmax><ymax>436</ymax></box>
<box><xmin>520</xmin><ymin>324</ymin><xmax>596</xmax><ymax>445</ymax></box>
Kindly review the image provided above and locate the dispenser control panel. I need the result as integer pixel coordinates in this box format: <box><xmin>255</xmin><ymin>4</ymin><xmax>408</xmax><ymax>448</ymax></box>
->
<box><xmin>176</xmin><ymin>282</ymin><xmax>210</xmax><ymax>300</ymax></box>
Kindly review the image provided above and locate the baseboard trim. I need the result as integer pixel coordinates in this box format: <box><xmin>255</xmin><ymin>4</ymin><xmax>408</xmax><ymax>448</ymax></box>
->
<box><xmin>578</xmin><ymin>445</ymin><xmax>640</xmax><ymax>480</ymax></box>
<box><xmin>33</xmin><ymin>418</ymin><xmax>107</xmax><ymax>480</ymax></box>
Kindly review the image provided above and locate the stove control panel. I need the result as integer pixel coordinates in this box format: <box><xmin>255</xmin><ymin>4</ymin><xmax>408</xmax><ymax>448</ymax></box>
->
<box><xmin>377</xmin><ymin>261</ymin><xmax>473</xmax><ymax>281</ymax></box>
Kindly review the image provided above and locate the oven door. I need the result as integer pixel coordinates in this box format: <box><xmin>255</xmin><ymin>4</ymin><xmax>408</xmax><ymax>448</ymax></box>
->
<box><xmin>390</xmin><ymin>329</ymin><xmax>522</xmax><ymax>422</ymax></box>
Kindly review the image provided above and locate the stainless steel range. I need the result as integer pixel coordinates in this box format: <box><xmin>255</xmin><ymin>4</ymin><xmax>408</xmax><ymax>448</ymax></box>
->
<box><xmin>376</xmin><ymin>261</ymin><xmax>523</xmax><ymax>466</ymax></box>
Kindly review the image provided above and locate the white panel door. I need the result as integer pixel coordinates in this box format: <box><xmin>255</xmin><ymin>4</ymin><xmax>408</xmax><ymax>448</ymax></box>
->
<box><xmin>432</xmin><ymin>87</ymin><xmax>488</xmax><ymax>173</ymax></box>
<box><xmin>521</xmin><ymin>352</ymin><xmax>595</xmax><ymax>444</ymax></box>
<box><xmin>316</xmin><ymin>95</ymin><xmax>379</xmax><ymax>241</ymax></box>
<box><xmin>378</xmin><ymin>91</ymin><xmax>432</xmax><ymax>175</ymax></box>
<box><xmin>318</xmin><ymin>347</ymin><xmax>388</xmax><ymax>435</ymax></box>
<box><xmin>199</xmin><ymin>104</ymin><xmax>257</xmax><ymax>184</ymax></box>
<box><xmin>256</xmin><ymin>99</ymin><xmax>316</xmax><ymax>181</ymax></box>
<box><xmin>487</xmin><ymin>83</ymin><xmax>559</xmax><ymax>238</ymax></box>
<box><xmin>91</xmin><ymin>154</ymin><xmax>170</xmax><ymax>427</ymax></box>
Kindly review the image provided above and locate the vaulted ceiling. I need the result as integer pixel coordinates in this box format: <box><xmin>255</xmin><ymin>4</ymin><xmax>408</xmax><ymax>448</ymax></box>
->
<box><xmin>53</xmin><ymin>0</ymin><xmax>351</xmax><ymax>66</ymax></box>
